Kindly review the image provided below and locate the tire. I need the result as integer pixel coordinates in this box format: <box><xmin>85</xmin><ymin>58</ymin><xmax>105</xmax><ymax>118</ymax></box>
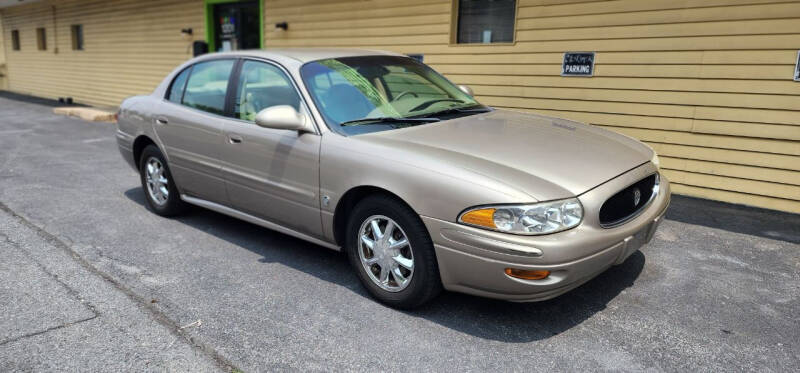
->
<box><xmin>139</xmin><ymin>144</ymin><xmax>186</xmax><ymax>217</ymax></box>
<box><xmin>345</xmin><ymin>194</ymin><xmax>442</xmax><ymax>309</ymax></box>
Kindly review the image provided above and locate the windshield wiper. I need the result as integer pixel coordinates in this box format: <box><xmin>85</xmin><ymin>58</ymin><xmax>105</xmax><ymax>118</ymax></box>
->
<box><xmin>340</xmin><ymin>116</ymin><xmax>440</xmax><ymax>127</ymax></box>
<box><xmin>418</xmin><ymin>105</ymin><xmax>492</xmax><ymax>118</ymax></box>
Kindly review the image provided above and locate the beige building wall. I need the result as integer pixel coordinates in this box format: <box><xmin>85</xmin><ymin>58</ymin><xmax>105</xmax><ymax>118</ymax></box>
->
<box><xmin>0</xmin><ymin>0</ymin><xmax>205</xmax><ymax>108</ymax></box>
<box><xmin>264</xmin><ymin>0</ymin><xmax>800</xmax><ymax>214</ymax></box>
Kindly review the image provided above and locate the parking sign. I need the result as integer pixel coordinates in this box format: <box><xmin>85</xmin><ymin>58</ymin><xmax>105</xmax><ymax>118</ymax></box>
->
<box><xmin>562</xmin><ymin>52</ymin><xmax>595</xmax><ymax>77</ymax></box>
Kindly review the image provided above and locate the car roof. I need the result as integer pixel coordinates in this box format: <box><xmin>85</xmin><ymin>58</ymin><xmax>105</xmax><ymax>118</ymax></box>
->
<box><xmin>207</xmin><ymin>48</ymin><xmax>405</xmax><ymax>64</ymax></box>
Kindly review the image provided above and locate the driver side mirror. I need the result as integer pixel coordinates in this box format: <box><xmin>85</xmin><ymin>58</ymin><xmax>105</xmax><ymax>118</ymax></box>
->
<box><xmin>254</xmin><ymin>105</ymin><xmax>312</xmax><ymax>132</ymax></box>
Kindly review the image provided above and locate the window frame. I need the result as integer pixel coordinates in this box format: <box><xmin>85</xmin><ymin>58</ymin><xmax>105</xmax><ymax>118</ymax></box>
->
<box><xmin>180</xmin><ymin>58</ymin><xmax>237</xmax><ymax>116</ymax></box>
<box><xmin>166</xmin><ymin>65</ymin><xmax>193</xmax><ymax>104</ymax></box>
<box><xmin>226</xmin><ymin>58</ymin><xmax>315</xmax><ymax>131</ymax></box>
<box><xmin>231</xmin><ymin>59</ymin><xmax>302</xmax><ymax>122</ymax></box>
<box><xmin>11</xmin><ymin>30</ymin><xmax>20</xmax><ymax>51</ymax></box>
<box><xmin>71</xmin><ymin>24</ymin><xmax>84</xmax><ymax>51</ymax></box>
<box><xmin>449</xmin><ymin>0</ymin><xmax>519</xmax><ymax>46</ymax></box>
<box><xmin>36</xmin><ymin>27</ymin><xmax>46</xmax><ymax>51</ymax></box>
<box><xmin>161</xmin><ymin>57</ymin><xmax>318</xmax><ymax>133</ymax></box>
<box><xmin>163</xmin><ymin>57</ymin><xmax>236</xmax><ymax>117</ymax></box>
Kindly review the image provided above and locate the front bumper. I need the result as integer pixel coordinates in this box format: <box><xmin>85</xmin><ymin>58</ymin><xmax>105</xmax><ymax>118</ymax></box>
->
<box><xmin>422</xmin><ymin>162</ymin><xmax>670</xmax><ymax>302</ymax></box>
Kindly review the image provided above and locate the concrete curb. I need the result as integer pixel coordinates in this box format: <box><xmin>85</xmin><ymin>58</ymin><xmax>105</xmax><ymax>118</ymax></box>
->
<box><xmin>53</xmin><ymin>107</ymin><xmax>116</xmax><ymax>123</ymax></box>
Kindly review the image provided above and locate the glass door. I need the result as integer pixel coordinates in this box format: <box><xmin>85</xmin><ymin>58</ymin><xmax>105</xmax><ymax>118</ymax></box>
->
<box><xmin>213</xmin><ymin>0</ymin><xmax>261</xmax><ymax>52</ymax></box>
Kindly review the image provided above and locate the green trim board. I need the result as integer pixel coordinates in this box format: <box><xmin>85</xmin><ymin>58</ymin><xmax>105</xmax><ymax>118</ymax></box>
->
<box><xmin>204</xmin><ymin>0</ymin><xmax>264</xmax><ymax>52</ymax></box>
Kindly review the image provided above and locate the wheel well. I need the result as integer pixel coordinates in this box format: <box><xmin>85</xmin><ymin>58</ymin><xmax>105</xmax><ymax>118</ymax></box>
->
<box><xmin>332</xmin><ymin>186</ymin><xmax>413</xmax><ymax>247</ymax></box>
<box><xmin>132</xmin><ymin>135</ymin><xmax>156</xmax><ymax>170</ymax></box>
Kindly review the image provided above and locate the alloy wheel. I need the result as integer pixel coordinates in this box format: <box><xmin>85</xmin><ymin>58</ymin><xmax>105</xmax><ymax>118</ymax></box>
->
<box><xmin>357</xmin><ymin>215</ymin><xmax>414</xmax><ymax>292</ymax></box>
<box><xmin>144</xmin><ymin>157</ymin><xmax>169</xmax><ymax>206</ymax></box>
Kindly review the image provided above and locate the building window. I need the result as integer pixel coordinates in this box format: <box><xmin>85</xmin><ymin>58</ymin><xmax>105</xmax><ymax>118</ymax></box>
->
<box><xmin>455</xmin><ymin>0</ymin><xmax>516</xmax><ymax>44</ymax></box>
<box><xmin>11</xmin><ymin>30</ymin><xmax>20</xmax><ymax>50</ymax></box>
<box><xmin>71</xmin><ymin>25</ymin><xmax>84</xmax><ymax>50</ymax></box>
<box><xmin>36</xmin><ymin>27</ymin><xmax>46</xmax><ymax>50</ymax></box>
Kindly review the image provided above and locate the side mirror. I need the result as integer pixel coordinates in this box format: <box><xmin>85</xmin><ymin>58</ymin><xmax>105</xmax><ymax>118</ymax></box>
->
<box><xmin>458</xmin><ymin>84</ymin><xmax>474</xmax><ymax>96</ymax></box>
<box><xmin>254</xmin><ymin>105</ymin><xmax>311</xmax><ymax>132</ymax></box>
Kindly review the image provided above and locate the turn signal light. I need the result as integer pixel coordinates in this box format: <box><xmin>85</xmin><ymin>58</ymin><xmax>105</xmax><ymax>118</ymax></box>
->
<box><xmin>459</xmin><ymin>208</ymin><xmax>496</xmax><ymax>229</ymax></box>
<box><xmin>504</xmin><ymin>268</ymin><xmax>550</xmax><ymax>280</ymax></box>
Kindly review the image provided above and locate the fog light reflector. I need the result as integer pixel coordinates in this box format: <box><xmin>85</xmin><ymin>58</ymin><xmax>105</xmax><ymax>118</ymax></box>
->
<box><xmin>504</xmin><ymin>268</ymin><xmax>550</xmax><ymax>280</ymax></box>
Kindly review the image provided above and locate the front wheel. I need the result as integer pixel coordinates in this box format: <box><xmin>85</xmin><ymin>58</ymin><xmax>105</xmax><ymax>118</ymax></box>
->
<box><xmin>345</xmin><ymin>195</ymin><xmax>442</xmax><ymax>309</ymax></box>
<box><xmin>139</xmin><ymin>145</ymin><xmax>186</xmax><ymax>217</ymax></box>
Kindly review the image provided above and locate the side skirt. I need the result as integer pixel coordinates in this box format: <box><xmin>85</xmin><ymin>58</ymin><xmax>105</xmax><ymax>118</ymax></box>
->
<box><xmin>180</xmin><ymin>195</ymin><xmax>340</xmax><ymax>251</ymax></box>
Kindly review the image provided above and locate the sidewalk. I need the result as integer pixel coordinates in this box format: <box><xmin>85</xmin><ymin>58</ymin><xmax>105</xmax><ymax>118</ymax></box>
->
<box><xmin>0</xmin><ymin>205</ymin><xmax>224</xmax><ymax>371</ymax></box>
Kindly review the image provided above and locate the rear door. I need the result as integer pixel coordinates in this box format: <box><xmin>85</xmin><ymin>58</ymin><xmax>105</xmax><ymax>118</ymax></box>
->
<box><xmin>156</xmin><ymin>59</ymin><xmax>235</xmax><ymax>203</ymax></box>
<box><xmin>219</xmin><ymin>59</ymin><xmax>322</xmax><ymax>238</ymax></box>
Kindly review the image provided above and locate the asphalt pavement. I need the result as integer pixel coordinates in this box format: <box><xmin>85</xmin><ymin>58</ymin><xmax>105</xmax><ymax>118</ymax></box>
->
<box><xmin>0</xmin><ymin>95</ymin><xmax>798</xmax><ymax>371</ymax></box>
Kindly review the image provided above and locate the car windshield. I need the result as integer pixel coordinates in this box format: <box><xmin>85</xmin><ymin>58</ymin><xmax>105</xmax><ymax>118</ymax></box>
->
<box><xmin>300</xmin><ymin>55</ymin><xmax>488</xmax><ymax>134</ymax></box>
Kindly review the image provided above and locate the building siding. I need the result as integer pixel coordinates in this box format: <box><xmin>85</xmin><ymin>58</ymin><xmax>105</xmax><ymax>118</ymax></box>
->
<box><xmin>0</xmin><ymin>0</ymin><xmax>798</xmax><ymax>213</ymax></box>
<box><xmin>0</xmin><ymin>0</ymin><xmax>205</xmax><ymax>108</ymax></box>
<box><xmin>264</xmin><ymin>0</ymin><xmax>800</xmax><ymax>213</ymax></box>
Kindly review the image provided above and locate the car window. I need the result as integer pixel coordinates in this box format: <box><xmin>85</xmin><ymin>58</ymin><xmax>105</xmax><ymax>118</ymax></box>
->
<box><xmin>167</xmin><ymin>67</ymin><xmax>191</xmax><ymax>104</ymax></box>
<box><xmin>234</xmin><ymin>60</ymin><xmax>300</xmax><ymax>121</ymax></box>
<box><xmin>182</xmin><ymin>59</ymin><xmax>234</xmax><ymax>115</ymax></box>
<box><xmin>300</xmin><ymin>56</ymin><xmax>482</xmax><ymax>134</ymax></box>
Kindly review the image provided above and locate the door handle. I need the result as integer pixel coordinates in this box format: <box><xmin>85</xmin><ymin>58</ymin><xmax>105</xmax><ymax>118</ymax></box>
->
<box><xmin>155</xmin><ymin>117</ymin><xmax>168</xmax><ymax>125</ymax></box>
<box><xmin>228</xmin><ymin>134</ymin><xmax>243</xmax><ymax>144</ymax></box>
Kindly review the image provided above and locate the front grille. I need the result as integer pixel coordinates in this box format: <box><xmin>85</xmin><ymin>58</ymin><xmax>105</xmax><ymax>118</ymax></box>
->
<box><xmin>599</xmin><ymin>173</ymin><xmax>659</xmax><ymax>228</ymax></box>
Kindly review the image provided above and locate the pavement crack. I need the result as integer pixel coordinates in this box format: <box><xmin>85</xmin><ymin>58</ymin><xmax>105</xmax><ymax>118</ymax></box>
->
<box><xmin>0</xmin><ymin>314</ymin><xmax>99</xmax><ymax>347</ymax></box>
<box><xmin>0</xmin><ymin>201</ymin><xmax>240</xmax><ymax>373</ymax></box>
<box><xmin>1</xmin><ymin>228</ymin><xmax>100</xmax><ymax>318</ymax></box>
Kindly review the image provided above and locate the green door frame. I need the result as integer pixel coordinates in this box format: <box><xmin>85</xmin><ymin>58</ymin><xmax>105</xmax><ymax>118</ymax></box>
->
<box><xmin>204</xmin><ymin>0</ymin><xmax>264</xmax><ymax>52</ymax></box>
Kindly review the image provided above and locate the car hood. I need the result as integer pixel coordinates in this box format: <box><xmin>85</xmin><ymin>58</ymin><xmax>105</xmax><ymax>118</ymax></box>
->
<box><xmin>357</xmin><ymin>109</ymin><xmax>653</xmax><ymax>201</ymax></box>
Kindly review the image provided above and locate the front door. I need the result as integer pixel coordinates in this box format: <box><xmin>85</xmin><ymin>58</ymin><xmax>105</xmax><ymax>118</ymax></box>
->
<box><xmin>213</xmin><ymin>1</ymin><xmax>261</xmax><ymax>52</ymax></box>
<box><xmin>220</xmin><ymin>60</ymin><xmax>322</xmax><ymax>238</ymax></box>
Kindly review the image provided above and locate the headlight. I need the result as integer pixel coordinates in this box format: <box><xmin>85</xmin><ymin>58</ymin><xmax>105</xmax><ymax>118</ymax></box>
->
<box><xmin>458</xmin><ymin>198</ymin><xmax>583</xmax><ymax>235</ymax></box>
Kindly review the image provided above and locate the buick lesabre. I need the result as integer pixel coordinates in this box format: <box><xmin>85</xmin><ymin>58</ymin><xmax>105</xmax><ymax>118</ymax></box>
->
<box><xmin>116</xmin><ymin>49</ymin><xmax>670</xmax><ymax>308</ymax></box>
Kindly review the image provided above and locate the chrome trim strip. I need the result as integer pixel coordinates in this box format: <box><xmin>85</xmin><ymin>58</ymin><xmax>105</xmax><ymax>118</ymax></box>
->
<box><xmin>180</xmin><ymin>195</ymin><xmax>340</xmax><ymax>251</ymax></box>
<box><xmin>600</xmin><ymin>173</ymin><xmax>660</xmax><ymax>229</ymax></box>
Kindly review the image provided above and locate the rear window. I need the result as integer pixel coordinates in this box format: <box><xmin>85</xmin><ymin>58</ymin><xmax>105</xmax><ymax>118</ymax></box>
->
<box><xmin>167</xmin><ymin>68</ymin><xmax>191</xmax><ymax>104</ymax></box>
<box><xmin>181</xmin><ymin>60</ymin><xmax>234</xmax><ymax>116</ymax></box>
